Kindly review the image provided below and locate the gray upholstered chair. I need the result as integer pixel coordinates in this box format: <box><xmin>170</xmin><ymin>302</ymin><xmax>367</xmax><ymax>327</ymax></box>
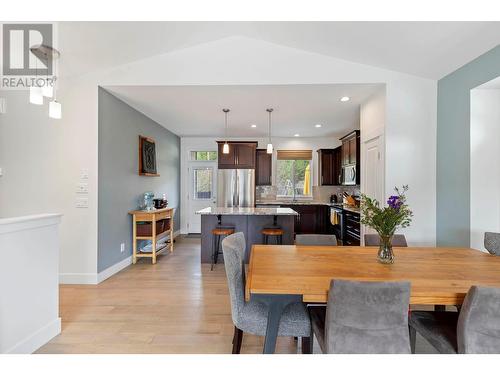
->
<box><xmin>484</xmin><ymin>232</ymin><xmax>500</xmax><ymax>255</ymax></box>
<box><xmin>309</xmin><ymin>279</ymin><xmax>412</xmax><ymax>353</ymax></box>
<box><xmin>364</xmin><ymin>234</ymin><xmax>408</xmax><ymax>247</ymax></box>
<box><xmin>222</xmin><ymin>232</ymin><xmax>312</xmax><ymax>354</ymax></box>
<box><xmin>295</xmin><ymin>234</ymin><xmax>337</xmax><ymax>246</ymax></box>
<box><xmin>409</xmin><ymin>285</ymin><xmax>500</xmax><ymax>354</ymax></box>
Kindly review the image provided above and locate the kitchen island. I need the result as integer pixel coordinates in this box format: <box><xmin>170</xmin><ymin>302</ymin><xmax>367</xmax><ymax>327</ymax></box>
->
<box><xmin>196</xmin><ymin>207</ymin><xmax>298</xmax><ymax>263</ymax></box>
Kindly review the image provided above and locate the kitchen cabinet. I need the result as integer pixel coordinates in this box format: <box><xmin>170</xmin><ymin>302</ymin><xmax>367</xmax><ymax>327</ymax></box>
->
<box><xmin>317</xmin><ymin>147</ymin><xmax>342</xmax><ymax>186</ymax></box>
<box><xmin>255</xmin><ymin>149</ymin><xmax>272</xmax><ymax>185</ymax></box>
<box><xmin>340</xmin><ymin>130</ymin><xmax>360</xmax><ymax>166</ymax></box>
<box><xmin>281</xmin><ymin>204</ymin><xmax>329</xmax><ymax>235</ymax></box>
<box><xmin>216</xmin><ymin>141</ymin><xmax>257</xmax><ymax>169</ymax></box>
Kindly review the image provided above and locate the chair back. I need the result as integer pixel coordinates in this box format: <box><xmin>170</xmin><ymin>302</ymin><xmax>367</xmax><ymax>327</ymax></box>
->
<box><xmin>325</xmin><ymin>279</ymin><xmax>411</xmax><ymax>354</ymax></box>
<box><xmin>295</xmin><ymin>234</ymin><xmax>337</xmax><ymax>246</ymax></box>
<box><xmin>484</xmin><ymin>232</ymin><xmax>500</xmax><ymax>255</ymax></box>
<box><xmin>364</xmin><ymin>234</ymin><xmax>408</xmax><ymax>247</ymax></box>
<box><xmin>457</xmin><ymin>286</ymin><xmax>500</xmax><ymax>353</ymax></box>
<box><xmin>222</xmin><ymin>232</ymin><xmax>246</xmax><ymax>327</ymax></box>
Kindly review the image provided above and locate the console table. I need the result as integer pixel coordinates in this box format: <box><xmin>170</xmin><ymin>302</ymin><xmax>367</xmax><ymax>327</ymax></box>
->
<box><xmin>129</xmin><ymin>207</ymin><xmax>174</xmax><ymax>264</ymax></box>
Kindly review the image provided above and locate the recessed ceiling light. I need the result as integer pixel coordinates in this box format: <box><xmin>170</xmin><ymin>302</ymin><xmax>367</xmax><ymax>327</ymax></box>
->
<box><xmin>315</xmin><ymin>124</ymin><xmax>322</xmax><ymax>128</ymax></box>
<box><xmin>250</xmin><ymin>124</ymin><xmax>257</xmax><ymax>128</ymax></box>
<box><xmin>294</xmin><ymin>134</ymin><xmax>300</xmax><ymax>137</ymax></box>
<box><xmin>340</xmin><ymin>96</ymin><xmax>350</xmax><ymax>102</ymax></box>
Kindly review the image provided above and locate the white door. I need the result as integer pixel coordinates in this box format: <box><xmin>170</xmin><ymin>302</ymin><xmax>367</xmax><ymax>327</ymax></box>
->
<box><xmin>361</xmin><ymin>135</ymin><xmax>385</xmax><ymax>241</ymax></box>
<box><xmin>187</xmin><ymin>162</ymin><xmax>217</xmax><ymax>233</ymax></box>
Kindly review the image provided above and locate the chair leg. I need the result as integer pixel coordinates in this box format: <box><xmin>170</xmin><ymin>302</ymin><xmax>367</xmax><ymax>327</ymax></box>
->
<box><xmin>409</xmin><ymin>325</ymin><xmax>417</xmax><ymax>354</ymax></box>
<box><xmin>232</xmin><ymin>326</ymin><xmax>243</xmax><ymax>354</ymax></box>
<box><xmin>214</xmin><ymin>235</ymin><xmax>221</xmax><ymax>266</ymax></box>
<box><xmin>210</xmin><ymin>234</ymin><xmax>216</xmax><ymax>271</ymax></box>
<box><xmin>301</xmin><ymin>336</ymin><xmax>312</xmax><ymax>354</ymax></box>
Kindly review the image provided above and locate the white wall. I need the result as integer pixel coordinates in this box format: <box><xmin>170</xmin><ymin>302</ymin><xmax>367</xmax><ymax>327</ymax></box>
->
<box><xmin>470</xmin><ymin>88</ymin><xmax>500</xmax><ymax>251</ymax></box>
<box><xmin>180</xmin><ymin>136</ymin><xmax>342</xmax><ymax>233</ymax></box>
<box><xmin>0</xmin><ymin>214</ymin><xmax>62</xmax><ymax>353</ymax></box>
<box><xmin>0</xmin><ymin>34</ymin><xmax>437</xmax><ymax>282</ymax></box>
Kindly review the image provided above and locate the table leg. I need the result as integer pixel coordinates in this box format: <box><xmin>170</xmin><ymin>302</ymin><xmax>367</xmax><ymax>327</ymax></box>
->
<box><xmin>132</xmin><ymin>216</ymin><xmax>137</xmax><ymax>264</ymax></box>
<box><xmin>251</xmin><ymin>294</ymin><xmax>302</xmax><ymax>354</ymax></box>
<box><xmin>152</xmin><ymin>220</ymin><xmax>157</xmax><ymax>264</ymax></box>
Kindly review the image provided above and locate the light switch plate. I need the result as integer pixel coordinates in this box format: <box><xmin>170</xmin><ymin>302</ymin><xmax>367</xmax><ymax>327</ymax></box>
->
<box><xmin>80</xmin><ymin>169</ymin><xmax>89</xmax><ymax>180</ymax></box>
<box><xmin>76</xmin><ymin>183</ymin><xmax>89</xmax><ymax>193</ymax></box>
<box><xmin>76</xmin><ymin>197</ymin><xmax>88</xmax><ymax>208</ymax></box>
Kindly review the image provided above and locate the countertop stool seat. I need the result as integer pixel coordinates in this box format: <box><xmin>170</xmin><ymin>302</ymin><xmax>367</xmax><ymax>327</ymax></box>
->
<box><xmin>262</xmin><ymin>227</ymin><xmax>284</xmax><ymax>245</ymax></box>
<box><xmin>211</xmin><ymin>226</ymin><xmax>235</xmax><ymax>270</ymax></box>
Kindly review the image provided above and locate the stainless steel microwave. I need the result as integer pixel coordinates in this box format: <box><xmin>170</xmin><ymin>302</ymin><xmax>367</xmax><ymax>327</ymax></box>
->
<box><xmin>343</xmin><ymin>165</ymin><xmax>357</xmax><ymax>185</ymax></box>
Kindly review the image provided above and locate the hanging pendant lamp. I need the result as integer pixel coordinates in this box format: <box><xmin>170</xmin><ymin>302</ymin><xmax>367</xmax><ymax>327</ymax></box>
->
<box><xmin>266</xmin><ymin>108</ymin><xmax>274</xmax><ymax>154</ymax></box>
<box><xmin>222</xmin><ymin>109</ymin><xmax>230</xmax><ymax>154</ymax></box>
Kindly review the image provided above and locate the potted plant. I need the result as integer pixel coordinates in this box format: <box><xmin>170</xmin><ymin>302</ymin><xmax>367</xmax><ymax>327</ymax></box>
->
<box><xmin>360</xmin><ymin>185</ymin><xmax>413</xmax><ymax>264</ymax></box>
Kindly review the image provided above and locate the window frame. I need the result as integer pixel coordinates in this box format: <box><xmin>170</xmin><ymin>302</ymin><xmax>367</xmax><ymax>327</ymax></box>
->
<box><xmin>275</xmin><ymin>157</ymin><xmax>313</xmax><ymax>200</ymax></box>
<box><xmin>189</xmin><ymin>151</ymin><xmax>218</xmax><ymax>162</ymax></box>
<box><xmin>192</xmin><ymin>166</ymin><xmax>214</xmax><ymax>201</ymax></box>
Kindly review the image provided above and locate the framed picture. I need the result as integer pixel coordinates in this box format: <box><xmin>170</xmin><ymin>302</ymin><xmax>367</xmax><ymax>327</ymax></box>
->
<box><xmin>139</xmin><ymin>135</ymin><xmax>159</xmax><ymax>176</ymax></box>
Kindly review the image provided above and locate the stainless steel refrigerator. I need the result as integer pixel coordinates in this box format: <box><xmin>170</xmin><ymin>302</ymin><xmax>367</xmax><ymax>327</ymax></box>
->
<box><xmin>217</xmin><ymin>169</ymin><xmax>255</xmax><ymax>207</ymax></box>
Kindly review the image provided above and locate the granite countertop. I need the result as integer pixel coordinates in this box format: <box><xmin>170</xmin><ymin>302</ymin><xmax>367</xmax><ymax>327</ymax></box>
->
<box><xmin>256</xmin><ymin>200</ymin><xmax>361</xmax><ymax>214</ymax></box>
<box><xmin>196</xmin><ymin>207</ymin><xmax>299</xmax><ymax>216</ymax></box>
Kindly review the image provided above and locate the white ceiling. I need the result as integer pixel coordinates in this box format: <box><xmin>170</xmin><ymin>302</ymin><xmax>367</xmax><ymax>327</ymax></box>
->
<box><xmin>58</xmin><ymin>21</ymin><xmax>500</xmax><ymax>80</ymax></box>
<box><xmin>104</xmin><ymin>84</ymin><xmax>382</xmax><ymax>137</ymax></box>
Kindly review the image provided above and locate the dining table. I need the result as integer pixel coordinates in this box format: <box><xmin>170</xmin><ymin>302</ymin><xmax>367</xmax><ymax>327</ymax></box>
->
<box><xmin>245</xmin><ymin>244</ymin><xmax>500</xmax><ymax>354</ymax></box>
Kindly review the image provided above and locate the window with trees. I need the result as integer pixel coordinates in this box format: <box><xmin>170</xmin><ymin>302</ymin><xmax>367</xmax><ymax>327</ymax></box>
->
<box><xmin>276</xmin><ymin>150</ymin><xmax>312</xmax><ymax>198</ymax></box>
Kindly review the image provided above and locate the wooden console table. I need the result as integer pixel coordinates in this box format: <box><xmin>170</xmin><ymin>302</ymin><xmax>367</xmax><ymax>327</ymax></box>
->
<box><xmin>129</xmin><ymin>207</ymin><xmax>174</xmax><ymax>264</ymax></box>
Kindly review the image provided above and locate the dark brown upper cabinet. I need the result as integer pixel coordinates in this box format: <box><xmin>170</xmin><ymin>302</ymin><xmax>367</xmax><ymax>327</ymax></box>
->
<box><xmin>256</xmin><ymin>149</ymin><xmax>272</xmax><ymax>185</ymax></box>
<box><xmin>340</xmin><ymin>130</ymin><xmax>360</xmax><ymax>166</ymax></box>
<box><xmin>216</xmin><ymin>141</ymin><xmax>258</xmax><ymax>169</ymax></box>
<box><xmin>317</xmin><ymin>147</ymin><xmax>342</xmax><ymax>186</ymax></box>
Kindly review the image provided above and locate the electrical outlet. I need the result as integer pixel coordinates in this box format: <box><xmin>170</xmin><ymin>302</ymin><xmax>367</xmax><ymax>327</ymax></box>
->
<box><xmin>120</xmin><ymin>243</ymin><xmax>125</xmax><ymax>253</ymax></box>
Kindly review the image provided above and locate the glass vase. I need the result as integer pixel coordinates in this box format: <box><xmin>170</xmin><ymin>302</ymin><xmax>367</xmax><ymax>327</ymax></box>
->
<box><xmin>378</xmin><ymin>235</ymin><xmax>394</xmax><ymax>264</ymax></box>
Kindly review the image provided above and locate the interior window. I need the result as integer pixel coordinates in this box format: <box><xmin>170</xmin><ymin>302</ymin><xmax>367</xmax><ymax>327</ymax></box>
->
<box><xmin>190</xmin><ymin>151</ymin><xmax>217</xmax><ymax>161</ymax></box>
<box><xmin>193</xmin><ymin>168</ymin><xmax>213</xmax><ymax>200</ymax></box>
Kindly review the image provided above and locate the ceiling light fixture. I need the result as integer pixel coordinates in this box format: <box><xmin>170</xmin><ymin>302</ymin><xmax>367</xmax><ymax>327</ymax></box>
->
<box><xmin>266</xmin><ymin>108</ymin><xmax>274</xmax><ymax>154</ymax></box>
<box><xmin>315</xmin><ymin>124</ymin><xmax>322</xmax><ymax>128</ymax></box>
<box><xmin>222</xmin><ymin>109</ymin><xmax>230</xmax><ymax>154</ymax></box>
<box><xmin>340</xmin><ymin>96</ymin><xmax>350</xmax><ymax>102</ymax></box>
<box><xmin>251</xmin><ymin>124</ymin><xmax>257</xmax><ymax>128</ymax></box>
<box><xmin>294</xmin><ymin>134</ymin><xmax>300</xmax><ymax>137</ymax></box>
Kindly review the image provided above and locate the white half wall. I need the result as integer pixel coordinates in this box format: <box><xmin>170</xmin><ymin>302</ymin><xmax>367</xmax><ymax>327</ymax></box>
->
<box><xmin>470</xmin><ymin>88</ymin><xmax>500</xmax><ymax>251</ymax></box>
<box><xmin>0</xmin><ymin>214</ymin><xmax>62</xmax><ymax>353</ymax></box>
<box><xmin>0</xmin><ymin>34</ymin><xmax>437</xmax><ymax>281</ymax></box>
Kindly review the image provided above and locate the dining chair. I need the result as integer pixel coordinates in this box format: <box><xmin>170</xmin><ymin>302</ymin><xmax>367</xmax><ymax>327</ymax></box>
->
<box><xmin>309</xmin><ymin>279</ymin><xmax>411</xmax><ymax>353</ymax></box>
<box><xmin>364</xmin><ymin>234</ymin><xmax>408</xmax><ymax>247</ymax></box>
<box><xmin>295</xmin><ymin>234</ymin><xmax>337</xmax><ymax>246</ymax></box>
<box><xmin>222</xmin><ymin>232</ymin><xmax>312</xmax><ymax>354</ymax></box>
<box><xmin>409</xmin><ymin>285</ymin><xmax>500</xmax><ymax>354</ymax></box>
<box><xmin>484</xmin><ymin>232</ymin><xmax>500</xmax><ymax>255</ymax></box>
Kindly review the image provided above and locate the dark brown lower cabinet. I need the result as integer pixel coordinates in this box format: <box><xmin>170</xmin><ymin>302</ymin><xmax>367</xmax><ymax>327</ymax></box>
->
<box><xmin>281</xmin><ymin>204</ymin><xmax>329</xmax><ymax>235</ymax></box>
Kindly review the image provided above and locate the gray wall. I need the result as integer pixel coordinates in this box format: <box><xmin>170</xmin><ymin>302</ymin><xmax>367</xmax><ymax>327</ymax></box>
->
<box><xmin>437</xmin><ymin>45</ymin><xmax>500</xmax><ymax>246</ymax></box>
<box><xmin>98</xmin><ymin>88</ymin><xmax>180</xmax><ymax>272</ymax></box>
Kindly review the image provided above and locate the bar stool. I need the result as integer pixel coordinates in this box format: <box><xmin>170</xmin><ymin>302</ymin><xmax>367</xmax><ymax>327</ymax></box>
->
<box><xmin>211</xmin><ymin>216</ymin><xmax>235</xmax><ymax>270</ymax></box>
<box><xmin>262</xmin><ymin>215</ymin><xmax>284</xmax><ymax>245</ymax></box>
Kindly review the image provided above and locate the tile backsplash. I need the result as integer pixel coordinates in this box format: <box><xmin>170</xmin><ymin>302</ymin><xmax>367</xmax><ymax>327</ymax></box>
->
<box><xmin>256</xmin><ymin>185</ymin><xmax>360</xmax><ymax>203</ymax></box>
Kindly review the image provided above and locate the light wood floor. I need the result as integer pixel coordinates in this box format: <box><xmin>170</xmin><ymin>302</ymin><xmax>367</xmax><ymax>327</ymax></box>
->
<box><xmin>37</xmin><ymin>236</ymin><xmax>436</xmax><ymax>354</ymax></box>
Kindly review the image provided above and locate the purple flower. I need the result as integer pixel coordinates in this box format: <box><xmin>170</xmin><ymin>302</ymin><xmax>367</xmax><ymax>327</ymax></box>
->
<box><xmin>387</xmin><ymin>195</ymin><xmax>403</xmax><ymax>211</ymax></box>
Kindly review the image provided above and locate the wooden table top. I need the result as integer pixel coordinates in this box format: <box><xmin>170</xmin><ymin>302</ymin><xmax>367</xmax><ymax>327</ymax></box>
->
<box><xmin>246</xmin><ymin>245</ymin><xmax>500</xmax><ymax>305</ymax></box>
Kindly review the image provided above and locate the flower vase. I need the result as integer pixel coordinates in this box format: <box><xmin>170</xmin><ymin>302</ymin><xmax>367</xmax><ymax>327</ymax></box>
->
<box><xmin>378</xmin><ymin>235</ymin><xmax>394</xmax><ymax>264</ymax></box>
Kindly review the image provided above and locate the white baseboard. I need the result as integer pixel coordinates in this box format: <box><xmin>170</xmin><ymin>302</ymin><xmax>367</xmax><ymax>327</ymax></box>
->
<box><xmin>5</xmin><ymin>318</ymin><xmax>61</xmax><ymax>354</ymax></box>
<box><xmin>97</xmin><ymin>255</ymin><xmax>132</xmax><ymax>283</ymax></box>
<box><xmin>60</xmin><ymin>230</ymin><xmax>182</xmax><ymax>285</ymax></box>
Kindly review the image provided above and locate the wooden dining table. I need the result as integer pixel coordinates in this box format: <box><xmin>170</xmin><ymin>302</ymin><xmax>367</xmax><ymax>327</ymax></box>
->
<box><xmin>245</xmin><ymin>244</ymin><xmax>500</xmax><ymax>354</ymax></box>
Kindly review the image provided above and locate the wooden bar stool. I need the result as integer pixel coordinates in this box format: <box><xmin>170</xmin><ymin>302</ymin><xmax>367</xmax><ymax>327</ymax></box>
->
<box><xmin>211</xmin><ymin>227</ymin><xmax>235</xmax><ymax>270</ymax></box>
<box><xmin>262</xmin><ymin>215</ymin><xmax>284</xmax><ymax>245</ymax></box>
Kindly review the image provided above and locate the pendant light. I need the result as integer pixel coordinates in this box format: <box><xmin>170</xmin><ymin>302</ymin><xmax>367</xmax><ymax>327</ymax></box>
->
<box><xmin>49</xmin><ymin>77</ymin><xmax>61</xmax><ymax>119</ymax></box>
<box><xmin>42</xmin><ymin>78</ymin><xmax>54</xmax><ymax>98</ymax></box>
<box><xmin>222</xmin><ymin>108</ymin><xmax>230</xmax><ymax>154</ymax></box>
<box><xmin>266</xmin><ymin>108</ymin><xmax>274</xmax><ymax>154</ymax></box>
<box><xmin>29</xmin><ymin>58</ymin><xmax>43</xmax><ymax>105</ymax></box>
